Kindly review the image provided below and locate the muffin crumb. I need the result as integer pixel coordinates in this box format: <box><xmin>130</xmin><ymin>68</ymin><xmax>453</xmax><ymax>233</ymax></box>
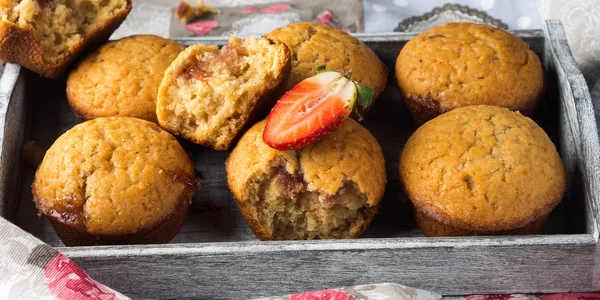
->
<box><xmin>157</xmin><ymin>35</ymin><xmax>291</xmax><ymax>151</ymax></box>
<box><xmin>0</xmin><ymin>0</ymin><xmax>132</xmax><ymax>77</ymax></box>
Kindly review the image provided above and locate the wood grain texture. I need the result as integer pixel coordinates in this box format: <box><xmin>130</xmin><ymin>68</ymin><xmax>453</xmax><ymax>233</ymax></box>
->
<box><xmin>0</xmin><ymin>23</ymin><xmax>598</xmax><ymax>298</ymax></box>
<box><xmin>544</xmin><ymin>21</ymin><xmax>600</xmax><ymax>239</ymax></box>
<box><xmin>0</xmin><ymin>64</ymin><xmax>25</xmax><ymax>221</ymax></box>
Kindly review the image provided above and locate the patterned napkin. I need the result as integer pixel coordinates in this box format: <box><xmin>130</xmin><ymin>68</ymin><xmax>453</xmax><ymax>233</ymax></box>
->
<box><xmin>466</xmin><ymin>294</ymin><xmax>600</xmax><ymax>300</ymax></box>
<box><xmin>254</xmin><ymin>283</ymin><xmax>442</xmax><ymax>300</ymax></box>
<box><xmin>0</xmin><ymin>218</ymin><xmax>130</xmax><ymax>300</ymax></box>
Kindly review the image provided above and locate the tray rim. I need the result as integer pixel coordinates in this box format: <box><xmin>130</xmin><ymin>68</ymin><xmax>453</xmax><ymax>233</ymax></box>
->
<box><xmin>1</xmin><ymin>21</ymin><xmax>598</xmax><ymax>258</ymax></box>
<box><xmin>59</xmin><ymin>233</ymin><xmax>596</xmax><ymax>259</ymax></box>
<box><xmin>169</xmin><ymin>29</ymin><xmax>547</xmax><ymax>49</ymax></box>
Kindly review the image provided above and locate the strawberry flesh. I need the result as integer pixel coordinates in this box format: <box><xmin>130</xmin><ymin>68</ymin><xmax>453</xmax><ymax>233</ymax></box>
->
<box><xmin>263</xmin><ymin>71</ymin><xmax>357</xmax><ymax>150</ymax></box>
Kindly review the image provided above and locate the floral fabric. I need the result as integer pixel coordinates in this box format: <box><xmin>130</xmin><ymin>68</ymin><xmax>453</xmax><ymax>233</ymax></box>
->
<box><xmin>0</xmin><ymin>219</ymin><xmax>129</xmax><ymax>300</ymax></box>
<box><xmin>255</xmin><ymin>283</ymin><xmax>442</xmax><ymax>300</ymax></box>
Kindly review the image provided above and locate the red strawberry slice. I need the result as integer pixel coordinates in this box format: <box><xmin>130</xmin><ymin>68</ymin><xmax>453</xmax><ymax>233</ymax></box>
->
<box><xmin>263</xmin><ymin>71</ymin><xmax>360</xmax><ymax>150</ymax></box>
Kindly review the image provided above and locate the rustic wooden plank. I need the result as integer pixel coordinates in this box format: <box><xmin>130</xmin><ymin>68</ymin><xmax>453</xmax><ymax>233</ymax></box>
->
<box><xmin>63</xmin><ymin>242</ymin><xmax>596</xmax><ymax>299</ymax></box>
<box><xmin>0</xmin><ymin>64</ymin><xmax>25</xmax><ymax>221</ymax></box>
<box><xmin>545</xmin><ymin>20</ymin><xmax>600</xmax><ymax>239</ymax></box>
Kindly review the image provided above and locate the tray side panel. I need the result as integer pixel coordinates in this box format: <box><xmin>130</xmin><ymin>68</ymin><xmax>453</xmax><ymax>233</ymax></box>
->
<box><xmin>0</xmin><ymin>64</ymin><xmax>26</xmax><ymax>220</ymax></box>
<box><xmin>69</xmin><ymin>242</ymin><xmax>596</xmax><ymax>299</ymax></box>
<box><xmin>544</xmin><ymin>20</ymin><xmax>600</xmax><ymax>239</ymax></box>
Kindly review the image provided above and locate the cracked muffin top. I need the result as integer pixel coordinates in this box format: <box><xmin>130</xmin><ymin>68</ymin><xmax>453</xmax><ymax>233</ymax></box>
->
<box><xmin>32</xmin><ymin>117</ymin><xmax>198</xmax><ymax>237</ymax></box>
<box><xmin>395</xmin><ymin>23</ymin><xmax>544</xmax><ymax>119</ymax></box>
<box><xmin>266</xmin><ymin>22</ymin><xmax>388</xmax><ymax>100</ymax></box>
<box><xmin>227</xmin><ymin>118</ymin><xmax>386</xmax><ymax>207</ymax></box>
<box><xmin>67</xmin><ymin>35</ymin><xmax>185</xmax><ymax>122</ymax></box>
<box><xmin>399</xmin><ymin>105</ymin><xmax>565</xmax><ymax>231</ymax></box>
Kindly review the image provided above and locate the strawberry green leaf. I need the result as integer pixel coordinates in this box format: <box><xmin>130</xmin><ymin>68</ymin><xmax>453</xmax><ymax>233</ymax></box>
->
<box><xmin>316</xmin><ymin>64</ymin><xmax>326</xmax><ymax>73</ymax></box>
<box><xmin>354</xmin><ymin>83</ymin><xmax>374</xmax><ymax>121</ymax></box>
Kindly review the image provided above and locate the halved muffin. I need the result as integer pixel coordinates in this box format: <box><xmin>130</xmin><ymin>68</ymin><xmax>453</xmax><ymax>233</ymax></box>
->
<box><xmin>0</xmin><ymin>0</ymin><xmax>132</xmax><ymax>78</ymax></box>
<box><xmin>157</xmin><ymin>35</ymin><xmax>291</xmax><ymax>151</ymax></box>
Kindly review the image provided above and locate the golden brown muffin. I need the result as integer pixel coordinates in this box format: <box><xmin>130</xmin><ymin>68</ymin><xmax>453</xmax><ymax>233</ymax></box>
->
<box><xmin>266</xmin><ymin>22</ymin><xmax>388</xmax><ymax>112</ymax></box>
<box><xmin>0</xmin><ymin>0</ymin><xmax>132</xmax><ymax>78</ymax></box>
<box><xmin>399</xmin><ymin>105</ymin><xmax>565</xmax><ymax>236</ymax></box>
<box><xmin>226</xmin><ymin>119</ymin><xmax>386</xmax><ymax>240</ymax></box>
<box><xmin>32</xmin><ymin>117</ymin><xmax>199</xmax><ymax>246</ymax></box>
<box><xmin>67</xmin><ymin>35</ymin><xmax>185</xmax><ymax>122</ymax></box>
<box><xmin>157</xmin><ymin>35</ymin><xmax>291</xmax><ymax>151</ymax></box>
<box><xmin>395</xmin><ymin>22</ymin><xmax>544</xmax><ymax>124</ymax></box>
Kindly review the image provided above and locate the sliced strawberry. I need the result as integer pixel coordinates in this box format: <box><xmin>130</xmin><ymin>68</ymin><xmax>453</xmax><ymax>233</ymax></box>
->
<box><xmin>263</xmin><ymin>71</ymin><xmax>358</xmax><ymax>150</ymax></box>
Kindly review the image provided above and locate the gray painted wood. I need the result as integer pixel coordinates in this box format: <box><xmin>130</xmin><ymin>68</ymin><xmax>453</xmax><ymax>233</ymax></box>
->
<box><xmin>0</xmin><ymin>64</ymin><xmax>25</xmax><ymax>221</ymax></box>
<box><xmin>544</xmin><ymin>21</ymin><xmax>600</xmax><ymax>238</ymax></box>
<box><xmin>0</xmin><ymin>21</ymin><xmax>598</xmax><ymax>298</ymax></box>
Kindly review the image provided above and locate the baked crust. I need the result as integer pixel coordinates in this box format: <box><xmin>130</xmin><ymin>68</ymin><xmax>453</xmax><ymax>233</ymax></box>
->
<box><xmin>32</xmin><ymin>117</ymin><xmax>198</xmax><ymax>246</ymax></box>
<box><xmin>395</xmin><ymin>22</ymin><xmax>544</xmax><ymax>124</ymax></box>
<box><xmin>266</xmin><ymin>22</ymin><xmax>388</xmax><ymax>118</ymax></box>
<box><xmin>67</xmin><ymin>35</ymin><xmax>185</xmax><ymax>122</ymax></box>
<box><xmin>0</xmin><ymin>0</ymin><xmax>132</xmax><ymax>78</ymax></box>
<box><xmin>399</xmin><ymin>105</ymin><xmax>566</xmax><ymax>234</ymax></box>
<box><xmin>414</xmin><ymin>208</ymin><xmax>547</xmax><ymax>237</ymax></box>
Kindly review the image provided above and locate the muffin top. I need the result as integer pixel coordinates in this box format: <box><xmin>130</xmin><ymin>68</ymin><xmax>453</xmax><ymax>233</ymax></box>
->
<box><xmin>227</xmin><ymin>119</ymin><xmax>386</xmax><ymax>206</ymax></box>
<box><xmin>32</xmin><ymin>117</ymin><xmax>198</xmax><ymax>237</ymax></box>
<box><xmin>395</xmin><ymin>23</ymin><xmax>544</xmax><ymax>113</ymax></box>
<box><xmin>266</xmin><ymin>22</ymin><xmax>388</xmax><ymax>98</ymax></box>
<box><xmin>400</xmin><ymin>105</ymin><xmax>565</xmax><ymax>231</ymax></box>
<box><xmin>67</xmin><ymin>35</ymin><xmax>185</xmax><ymax>122</ymax></box>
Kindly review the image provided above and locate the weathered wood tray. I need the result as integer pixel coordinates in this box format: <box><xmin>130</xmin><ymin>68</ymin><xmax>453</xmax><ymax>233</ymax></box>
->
<box><xmin>0</xmin><ymin>21</ymin><xmax>598</xmax><ymax>299</ymax></box>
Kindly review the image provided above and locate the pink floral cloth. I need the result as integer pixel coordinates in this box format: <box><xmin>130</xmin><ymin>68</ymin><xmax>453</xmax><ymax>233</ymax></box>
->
<box><xmin>466</xmin><ymin>294</ymin><xmax>600</xmax><ymax>300</ymax></box>
<box><xmin>44</xmin><ymin>254</ymin><xmax>121</xmax><ymax>300</ymax></box>
<box><xmin>255</xmin><ymin>283</ymin><xmax>442</xmax><ymax>300</ymax></box>
<box><xmin>288</xmin><ymin>289</ymin><xmax>355</xmax><ymax>300</ymax></box>
<box><xmin>0</xmin><ymin>218</ymin><xmax>129</xmax><ymax>299</ymax></box>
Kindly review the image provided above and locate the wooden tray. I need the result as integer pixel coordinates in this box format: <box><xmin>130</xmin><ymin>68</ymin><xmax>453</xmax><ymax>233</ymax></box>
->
<box><xmin>0</xmin><ymin>20</ymin><xmax>598</xmax><ymax>299</ymax></box>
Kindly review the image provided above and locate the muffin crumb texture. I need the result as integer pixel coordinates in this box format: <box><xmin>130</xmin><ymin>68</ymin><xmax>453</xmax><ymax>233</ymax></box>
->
<box><xmin>157</xmin><ymin>35</ymin><xmax>290</xmax><ymax>151</ymax></box>
<box><xmin>32</xmin><ymin>117</ymin><xmax>198</xmax><ymax>245</ymax></box>
<box><xmin>227</xmin><ymin>119</ymin><xmax>386</xmax><ymax>240</ymax></box>
<box><xmin>0</xmin><ymin>0</ymin><xmax>132</xmax><ymax>77</ymax></box>
<box><xmin>400</xmin><ymin>105</ymin><xmax>565</xmax><ymax>232</ymax></box>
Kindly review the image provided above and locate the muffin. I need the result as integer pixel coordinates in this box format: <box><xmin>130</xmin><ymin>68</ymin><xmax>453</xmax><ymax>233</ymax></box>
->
<box><xmin>32</xmin><ymin>117</ymin><xmax>199</xmax><ymax>246</ymax></box>
<box><xmin>67</xmin><ymin>35</ymin><xmax>185</xmax><ymax>122</ymax></box>
<box><xmin>266</xmin><ymin>22</ymin><xmax>388</xmax><ymax>113</ymax></box>
<box><xmin>399</xmin><ymin>105</ymin><xmax>566</xmax><ymax>236</ymax></box>
<box><xmin>395</xmin><ymin>22</ymin><xmax>544</xmax><ymax>124</ymax></box>
<box><xmin>157</xmin><ymin>35</ymin><xmax>291</xmax><ymax>151</ymax></box>
<box><xmin>0</xmin><ymin>0</ymin><xmax>132</xmax><ymax>78</ymax></box>
<box><xmin>226</xmin><ymin>119</ymin><xmax>386</xmax><ymax>240</ymax></box>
